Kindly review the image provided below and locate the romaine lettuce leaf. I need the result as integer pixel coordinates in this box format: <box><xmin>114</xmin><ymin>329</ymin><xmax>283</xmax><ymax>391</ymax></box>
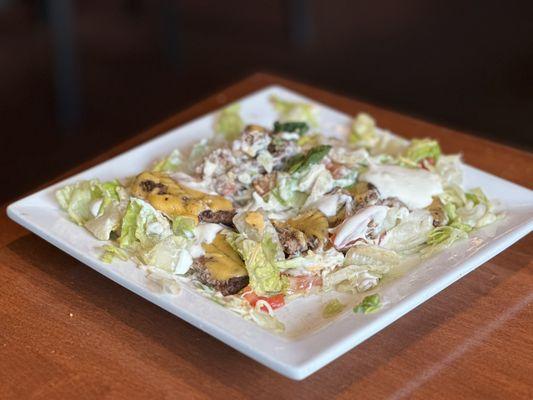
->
<box><xmin>270</xmin><ymin>95</ymin><xmax>318</xmax><ymax>127</ymax></box>
<box><xmin>403</xmin><ymin>138</ymin><xmax>441</xmax><ymax>163</ymax></box>
<box><xmin>118</xmin><ymin>198</ymin><xmax>172</xmax><ymax>249</ymax></box>
<box><xmin>142</xmin><ymin>235</ymin><xmax>193</xmax><ymax>274</ymax></box>
<box><xmin>101</xmin><ymin>244</ymin><xmax>129</xmax><ymax>263</ymax></box>
<box><xmin>56</xmin><ymin>179</ymin><xmax>126</xmax><ymax>240</ymax></box>
<box><xmin>214</xmin><ymin>103</ymin><xmax>244</xmax><ymax>140</ymax></box>
<box><xmin>349</xmin><ymin>113</ymin><xmax>378</xmax><ymax>148</ymax></box>
<box><xmin>228</xmin><ymin>212</ymin><xmax>285</xmax><ymax>295</ymax></box>
<box><xmin>344</xmin><ymin>244</ymin><xmax>400</xmax><ymax>275</ymax></box>
<box><xmin>152</xmin><ymin>149</ymin><xmax>183</xmax><ymax>173</ymax></box>
<box><xmin>172</xmin><ymin>216</ymin><xmax>196</xmax><ymax>239</ymax></box>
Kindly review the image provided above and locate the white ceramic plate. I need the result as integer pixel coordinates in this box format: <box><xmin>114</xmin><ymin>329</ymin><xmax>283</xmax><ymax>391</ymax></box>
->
<box><xmin>7</xmin><ymin>86</ymin><xmax>533</xmax><ymax>380</ymax></box>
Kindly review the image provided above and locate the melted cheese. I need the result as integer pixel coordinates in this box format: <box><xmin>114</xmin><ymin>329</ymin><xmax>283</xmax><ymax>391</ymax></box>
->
<box><xmin>201</xmin><ymin>234</ymin><xmax>247</xmax><ymax>281</ymax></box>
<box><xmin>360</xmin><ymin>164</ymin><xmax>442</xmax><ymax>209</ymax></box>
<box><xmin>130</xmin><ymin>172</ymin><xmax>232</xmax><ymax>220</ymax></box>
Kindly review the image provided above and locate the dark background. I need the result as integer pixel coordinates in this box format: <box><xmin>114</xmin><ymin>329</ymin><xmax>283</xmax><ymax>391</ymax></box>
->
<box><xmin>1</xmin><ymin>0</ymin><xmax>532</xmax><ymax>203</ymax></box>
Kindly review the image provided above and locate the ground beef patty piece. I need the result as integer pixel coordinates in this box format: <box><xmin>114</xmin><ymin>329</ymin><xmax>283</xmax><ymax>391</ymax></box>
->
<box><xmin>275</xmin><ymin>225</ymin><xmax>308</xmax><ymax>258</ymax></box>
<box><xmin>192</xmin><ymin>257</ymin><xmax>249</xmax><ymax>296</ymax></box>
<box><xmin>198</xmin><ymin>209</ymin><xmax>236</xmax><ymax>226</ymax></box>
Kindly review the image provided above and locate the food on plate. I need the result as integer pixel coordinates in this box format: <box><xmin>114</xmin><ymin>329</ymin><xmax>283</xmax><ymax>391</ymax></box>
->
<box><xmin>56</xmin><ymin>96</ymin><xmax>500</xmax><ymax>332</ymax></box>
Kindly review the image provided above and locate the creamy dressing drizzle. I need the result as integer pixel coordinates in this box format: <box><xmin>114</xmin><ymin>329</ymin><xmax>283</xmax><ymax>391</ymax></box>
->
<box><xmin>189</xmin><ymin>223</ymin><xmax>223</xmax><ymax>258</ymax></box>
<box><xmin>360</xmin><ymin>164</ymin><xmax>443</xmax><ymax>209</ymax></box>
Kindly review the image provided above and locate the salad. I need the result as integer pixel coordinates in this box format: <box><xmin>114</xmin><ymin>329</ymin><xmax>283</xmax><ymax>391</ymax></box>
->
<box><xmin>56</xmin><ymin>96</ymin><xmax>500</xmax><ymax>332</ymax></box>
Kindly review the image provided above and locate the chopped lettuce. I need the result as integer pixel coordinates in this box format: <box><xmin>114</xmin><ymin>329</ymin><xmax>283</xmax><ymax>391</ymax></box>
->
<box><xmin>273</xmin><ymin>121</ymin><xmax>310</xmax><ymax>136</ymax></box>
<box><xmin>424</xmin><ymin>224</ymin><xmax>469</xmax><ymax>254</ymax></box>
<box><xmin>228</xmin><ymin>212</ymin><xmax>285</xmax><ymax>295</ymax></box>
<box><xmin>353</xmin><ymin>294</ymin><xmax>381</xmax><ymax>314</ymax></box>
<box><xmin>344</xmin><ymin>245</ymin><xmax>400</xmax><ymax>275</ymax></box>
<box><xmin>435</xmin><ymin>154</ymin><xmax>463</xmax><ymax>187</ymax></box>
<box><xmin>323</xmin><ymin>299</ymin><xmax>346</xmax><ymax>318</ymax></box>
<box><xmin>287</xmin><ymin>145</ymin><xmax>331</xmax><ymax>174</ymax></box>
<box><xmin>172</xmin><ymin>216</ymin><xmax>196</xmax><ymax>239</ymax></box>
<box><xmin>381</xmin><ymin>210</ymin><xmax>434</xmax><ymax>252</ymax></box>
<box><xmin>323</xmin><ymin>264</ymin><xmax>381</xmax><ymax>293</ymax></box>
<box><xmin>101</xmin><ymin>244</ymin><xmax>129</xmax><ymax>263</ymax></box>
<box><xmin>56</xmin><ymin>179</ymin><xmax>126</xmax><ymax>240</ymax></box>
<box><xmin>270</xmin><ymin>95</ymin><xmax>318</xmax><ymax>127</ymax></box>
<box><xmin>403</xmin><ymin>138</ymin><xmax>441</xmax><ymax>163</ymax></box>
<box><xmin>214</xmin><ymin>103</ymin><xmax>244</xmax><ymax>140</ymax></box>
<box><xmin>349</xmin><ymin>113</ymin><xmax>378</xmax><ymax>148</ymax></box>
<box><xmin>142</xmin><ymin>235</ymin><xmax>193</xmax><ymax>274</ymax></box>
<box><xmin>152</xmin><ymin>149</ymin><xmax>183</xmax><ymax>173</ymax></box>
<box><xmin>439</xmin><ymin>186</ymin><xmax>499</xmax><ymax>229</ymax></box>
<box><xmin>118</xmin><ymin>198</ymin><xmax>172</xmax><ymax>249</ymax></box>
<box><xmin>277</xmin><ymin>248</ymin><xmax>344</xmax><ymax>272</ymax></box>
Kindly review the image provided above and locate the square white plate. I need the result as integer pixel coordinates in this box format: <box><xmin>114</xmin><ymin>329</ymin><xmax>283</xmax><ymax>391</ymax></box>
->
<box><xmin>7</xmin><ymin>85</ymin><xmax>533</xmax><ymax>380</ymax></box>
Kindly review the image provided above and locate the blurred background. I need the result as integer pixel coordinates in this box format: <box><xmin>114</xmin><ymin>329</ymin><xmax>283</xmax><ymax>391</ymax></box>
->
<box><xmin>1</xmin><ymin>0</ymin><xmax>532</xmax><ymax>203</ymax></box>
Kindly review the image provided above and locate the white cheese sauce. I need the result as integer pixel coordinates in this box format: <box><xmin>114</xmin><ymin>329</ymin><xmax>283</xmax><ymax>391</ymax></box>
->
<box><xmin>360</xmin><ymin>164</ymin><xmax>443</xmax><ymax>209</ymax></box>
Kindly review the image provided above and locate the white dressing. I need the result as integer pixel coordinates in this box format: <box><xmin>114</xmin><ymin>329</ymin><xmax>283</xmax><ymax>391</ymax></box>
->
<box><xmin>190</xmin><ymin>223</ymin><xmax>223</xmax><ymax>258</ymax></box>
<box><xmin>360</xmin><ymin>164</ymin><xmax>442</xmax><ymax>209</ymax></box>
<box><xmin>172</xmin><ymin>172</ymin><xmax>218</xmax><ymax>195</ymax></box>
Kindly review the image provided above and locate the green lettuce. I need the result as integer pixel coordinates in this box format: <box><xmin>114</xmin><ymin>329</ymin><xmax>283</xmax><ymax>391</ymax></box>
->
<box><xmin>276</xmin><ymin>248</ymin><xmax>344</xmax><ymax>272</ymax></box>
<box><xmin>228</xmin><ymin>212</ymin><xmax>285</xmax><ymax>295</ymax></box>
<box><xmin>214</xmin><ymin>103</ymin><xmax>243</xmax><ymax>140</ymax></box>
<box><xmin>172</xmin><ymin>216</ymin><xmax>196</xmax><ymax>239</ymax></box>
<box><xmin>403</xmin><ymin>138</ymin><xmax>441</xmax><ymax>163</ymax></box>
<box><xmin>273</xmin><ymin>121</ymin><xmax>309</xmax><ymax>136</ymax></box>
<box><xmin>142</xmin><ymin>235</ymin><xmax>192</xmax><ymax>274</ymax></box>
<box><xmin>323</xmin><ymin>299</ymin><xmax>346</xmax><ymax>318</ymax></box>
<box><xmin>349</xmin><ymin>113</ymin><xmax>378</xmax><ymax>147</ymax></box>
<box><xmin>353</xmin><ymin>294</ymin><xmax>381</xmax><ymax>314</ymax></box>
<box><xmin>425</xmin><ymin>224</ymin><xmax>470</xmax><ymax>252</ymax></box>
<box><xmin>118</xmin><ymin>198</ymin><xmax>172</xmax><ymax>249</ymax></box>
<box><xmin>270</xmin><ymin>95</ymin><xmax>318</xmax><ymax>127</ymax></box>
<box><xmin>101</xmin><ymin>244</ymin><xmax>129</xmax><ymax>263</ymax></box>
<box><xmin>152</xmin><ymin>149</ymin><xmax>183</xmax><ymax>173</ymax></box>
<box><xmin>56</xmin><ymin>179</ymin><xmax>125</xmax><ymax>240</ymax></box>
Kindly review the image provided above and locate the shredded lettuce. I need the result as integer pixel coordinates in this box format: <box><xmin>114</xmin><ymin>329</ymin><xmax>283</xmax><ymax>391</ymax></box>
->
<box><xmin>344</xmin><ymin>245</ymin><xmax>400</xmax><ymax>275</ymax></box>
<box><xmin>403</xmin><ymin>138</ymin><xmax>441</xmax><ymax>163</ymax></box>
<box><xmin>349</xmin><ymin>113</ymin><xmax>378</xmax><ymax>147</ymax></box>
<box><xmin>101</xmin><ymin>244</ymin><xmax>129</xmax><ymax>263</ymax></box>
<box><xmin>56</xmin><ymin>180</ymin><xmax>126</xmax><ymax>240</ymax></box>
<box><xmin>172</xmin><ymin>216</ymin><xmax>196</xmax><ymax>239</ymax></box>
<box><xmin>152</xmin><ymin>149</ymin><xmax>183</xmax><ymax>173</ymax></box>
<box><xmin>435</xmin><ymin>154</ymin><xmax>463</xmax><ymax>187</ymax></box>
<box><xmin>56</xmin><ymin>180</ymin><xmax>118</xmax><ymax>225</ymax></box>
<box><xmin>273</xmin><ymin>121</ymin><xmax>309</xmax><ymax>136</ymax></box>
<box><xmin>381</xmin><ymin>210</ymin><xmax>434</xmax><ymax>252</ymax></box>
<box><xmin>193</xmin><ymin>280</ymin><xmax>285</xmax><ymax>333</ymax></box>
<box><xmin>353</xmin><ymin>294</ymin><xmax>381</xmax><ymax>314</ymax></box>
<box><xmin>323</xmin><ymin>264</ymin><xmax>381</xmax><ymax>293</ymax></box>
<box><xmin>277</xmin><ymin>248</ymin><xmax>343</xmax><ymax>272</ymax></box>
<box><xmin>270</xmin><ymin>95</ymin><xmax>318</xmax><ymax>127</ymax></box>
<box><xmin>214</xmin><ymin>103</ymin><xmax>244</xmax><ymax>140</ymax></box>
<box><xmin>424</xmin><ymin>224</ymin><xmax>470</xmax><ymax>254</ymax></box>
<box><xmin>118</xmin><ymin>198</ymin><xmax>172</xmax><ymax>249</ymax></box>
<box><xmin>323</xmin><ymin>299</ymin><xmax>346</xmax><ymax>318</ymax></box>
<box><xmin>228</xmin><ymin>212</ymin><xmax>285</xmax><ymax>295</ymax></box>
<box><xmin>142</xmin><ymin>235</ymin><xmax>193</xmax><ymax>274</ymax></box>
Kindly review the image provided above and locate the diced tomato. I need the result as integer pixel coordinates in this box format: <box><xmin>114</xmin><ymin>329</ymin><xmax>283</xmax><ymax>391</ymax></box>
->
<box><xmin>242</xmin><ymin>286</ymin><xmax>285</xmax><ymax>312</ymax></box>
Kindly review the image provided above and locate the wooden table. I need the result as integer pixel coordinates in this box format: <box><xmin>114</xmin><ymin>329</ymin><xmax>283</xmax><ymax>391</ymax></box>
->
<box><xmin>1</xmin><ymin>73</ymin><xmax>532</xmax><ymax>399</ymax></box>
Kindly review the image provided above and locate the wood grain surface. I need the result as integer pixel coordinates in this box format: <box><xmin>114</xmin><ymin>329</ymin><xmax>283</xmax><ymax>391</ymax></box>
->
<box><xmin>1</xmin><ymin>73</ymin><xmax>532</xmax><ymax>400</ymax></box>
